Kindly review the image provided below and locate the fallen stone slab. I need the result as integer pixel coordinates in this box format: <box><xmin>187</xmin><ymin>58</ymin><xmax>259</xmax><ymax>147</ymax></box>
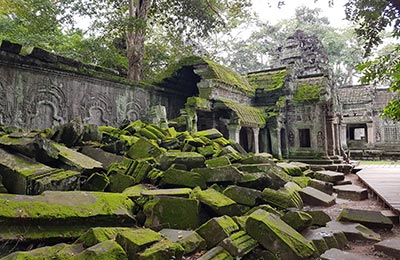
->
<box><xmin>126</xmin><ymin>137</ymin><xmax>163</xmax><ymax>160</ymax></box>
<box><xmin>337</xmin><ymin>208</ymin><xmax>393</xmax><ymax>229</ymax></box>
<box><xmin>54</xmin><ymin>143</ymin><xmax>103</xmax><ymax>171</ymax></box>
<box><xmin>160</xmin><ymin>229</ymin><xmax>207</xmax><ymax>255</ymax></box>
<box><xmin>320</xmin><ymin>248</ymin><xmax>375</xmax><ymax>260</ymax></box>
<box><xmin>374</xmin><ymin>239</ymin><xmax>400</xmax><ymax>259</ymax></box>
<box><xmin>1</xmin><ymin>243</ymin><xmax>83</xmax><ymax>260</ymax></box>
<box><xmin>116</xmin><ymin>228</ymin><xmax>162</xmax><ymax>257</ymax></box>
<box><xmin>122</xmin><ymin>184</ymin><xmax>149</xmax><ymax>199</ymax></box>
<box><xmin>205</xmin><ymin>156</ymin><xmax>231</xmax><ymax>168</ymax></box>
<box><xmin>194</xmin><ymin>128</ymin><xmax>223</xmax><ymax>139</ymax></box>
<box><xmin>335</xmin><ymin>179</ymin><xmax>352</xmax><ymax>186</ymax></box>
<box><xmin>326</xmin><ymin>221</ymin><xmax>381</xmax><ymax>242</ymax></box>
<box><xmin>75</xmin><ymin>227</ymin><xmax>131</xmax><ymax>247</ymax></box>
<box><xmin>192</xmin><ymin>165</ymin><xmax>244</xmax><ymax>184</ymax></box>
<box><xmin>261</xmin><ymin>182</ymin><xmax>303</xmax><ymax>209</ymax></box>
<box><xmin>193</xmin><ymin>187</ymin><xmax>247</xmax><ymax>216</ymax></box>
<box><xmin>302</xmin><ymin>227</ymin><xmax>348</xmax><ymax>255</ymax></box>
<box><xmin>240</xmin><ymin>153</ymin><xmax>273</xmax><ymax>164</ymax></box>
<box><xmin>138</xmin><ymin>239</ymin><xmax>184</xmax><ymax>260</ymax></box>
<box><xmin>238</xmin><ymin>163</ymin><xmax>290</xmax><ymax>188</ymax></box>
<box><xmin>161</xmin><ymin>168</ymin><xmax>207</xmax><ymax>189</ymax></box>
<box><xmin>79</xmin><ymin>146</ymin><xmax>124</xmax><ymax>169</ymax></box>
<box><xmin>196</xmin><ymin>216</ymin><xmax>240</xmax><ymax>248</ymax></box>
<box><xmin>81</xmin><ymin>172</ymin><xmax>110</xmax><ymax>191</ymax></box>
<box><xmin>143</xmin><ymin>196</ymin><xmax>200</xmax><ymax>230</ymax></box>
<box><xmin>0</xmin><ymin>147</ymin><xmax>80</xmax><ymax>194</ymax></box>
<box><xmin>197</xmin><ymin>246</ymin><xmax>233</xmax><ymax>260</ymax></box>
<box><xmin>246</xmin><ymin>209</ymin><xmax>315</xmax><ymax>259</ymax></box>
<box><xmin>223</xmin><ymin>185</ymin><xmax>262</xmax><ymax>206</ymax></box>
<box><xmin>381</xmin><ymin>210</ymin><xmax>399</xmax><ymax>225</ymax></box>
<box><xmin>277</xmin><ymin>162</ymin><xmax>304</xmax><ymax>176</ymax></box>
<box><xmin>308</xmin><ymin>178</ymin><xmax>334</xmax><ymax>195</ymax></box>
<box><xmin>291</xmin><ymin>176</ymin><xmax>311</xmax><ymax>188</ymax></box>
<box><xmin>219</xmin><ymin>230</ymin><xmax>258</xmax><ymax>257</ymax></box>
<box><xmin>141</xmin><ymin>188</ymin><xmax>192</xmax><ymax>198</ymax></box>
<box><xmin>281</xmin><ymin>211</ymin><xmax>313</xmax><ymax>232</ymax></box>
<box><xmin>299</xmin><ymin>186</ymin><xmax>336</xmax><ymax>207</ymax></box>
<box><xmin>333</xmin><ymin>184</ymin><xmax>368</xmax><ymax>201</ymax></box>
<box><xmin>159</xmin><ymin>151</ymin><xmax>205</xmax><ymax>170</ymax></box>
<box><xmin>306</xmin><ymin>210</ymin><xmax>332</xmax><ymax>226</ymax></box>
<box><xmin>314</xmin><ymin>170</ymin><xmax>345</xmax><ymax>183</ymax></box>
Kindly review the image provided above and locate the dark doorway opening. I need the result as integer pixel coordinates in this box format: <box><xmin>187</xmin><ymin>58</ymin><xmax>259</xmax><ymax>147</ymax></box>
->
<box><xmin>299</xmin><ymin>128</ymin><xmax>311</xmax><ymax>148</ymax></box>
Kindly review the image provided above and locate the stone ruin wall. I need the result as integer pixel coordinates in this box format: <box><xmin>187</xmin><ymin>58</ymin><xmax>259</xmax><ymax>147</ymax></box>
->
<box><xmin>0</xmin><ymin>43</ymin><xmax>189</xmax><ymax>130</ymax></box>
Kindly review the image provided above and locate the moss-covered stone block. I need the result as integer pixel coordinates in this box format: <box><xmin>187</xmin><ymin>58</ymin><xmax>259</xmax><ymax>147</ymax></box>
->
<box><xmin>196</xmin><ymin>216</ymin><xmax>240</xmax><ymax>248</ymax></box>
<box><xmin>281</xmin><ymin>211</ymin><xmax>313</xmax><ymax>232</ymax></box>
<box><xmin>197</xmin><ymin>246</ymin><xmax>233</xmax><ymax>260</ymax></box>
<box><xmin>238</xmin><ymin>163</ymin><xmax>290</xmax><ymax>190</ymax></box>
<box><xmin>161</xmin><ymin>168</ymin><xmax>206</xmax><ymax>189</ymax></box>
<box><xmin>54</xmin><ymin>143</ymin><xmax>103</xmax><ymax>171</ymax></box>
<box><xmin>261</xmin><ymin>182</ymin><xmax>303</xmax><ymax>210</ymax></box>
<box><xmin>1</xmin><ymin>243</ymin><xmax>82</xmax><ymax>260</ymax></box>
<box><xmin>299</xmin><ymin>186</ymin><xmax>335</xmax><ymax>207</ymax></box>
<box><xmin>159</xmin><ymin>151</ymin><xmax>205</xmax><ymax>170</ymax></box>
<box><xmin>141</xmin><ymin>188</ymin><xmax>192</xmax><ymax>198</ymax></box>
<box><xmin>291</xmin><ymin>176</ymin><xmax>311</xmax><ymax>188</ymax></box>
<box><xmin>160</xmin><ymin>229</ymin><xmax>207</xmax><ymax>255</ymax></box>
<box><xmin>337</xmin><ymin>208</ymin><xmax>393</xmax><ymax>229</ymax></box>
<box><xmin>73</xmin><ymin>240</ymin><xmax>128</xmax><ymax>260</ymax></box>
<box><xmin>193</xmin><ymin>187</ymin><xmax>246</xmax><ymax>216</ymax></box>
<box><xmin>194</xmin><ymin>129</ymin><xmax>223</xmax><ymax>139</ymax></box>
<box><xmin>143</xmin><ymin>196</ymin><xmax>200</xmax><ymax>230</ymax></box>
<box><xmin>126</xmin><ymin>138</ymin><xmax>163</xmax><ymax>160</ymax></box>
<box><xmin>82</xmin><ymin>172</ymin><xmax>109</xmax><ymax>191</ymax></box>
<box><xmin>277</xmin><ymin>162</ymin><xmax>304</xmax><ymax>176</ymax></box>
<box><xmin>205</xmin><ymin>156</ymin><xmax>231</xmax><ymax>168</ymax></box>
<box><xmin>246</xmin><ymin>209</ymin><xmax>315</xmax><ymax>259</ymax></box>
<box><xmin>108</xmin><ymin>173</ymin><xmax>136</xmax><ymax>192</ymax></box>
<box><xmin>192</xmin><ymin>166</ymin><xmax>243</xmax><ymax>184</ymax></box>
<box><xmin>219</xmin><ymin>230</ymin><xmax>258</xmax><ymax>257</ymax></box>
<box><xmin>122</xmin><ymin>184</ymin><xmax>149</xmax><ymax>200</ymax></box>
<box><xmin>116</xmin><ymin>228</ymin><xmax>162</xmax><ymax>258</ymax></box>
<box><xmin>307</xmin><ymin>210</ymin><xmax>331</xmax><ymax>226</ymax></box>
<box><xmin>240</xmin><ymin>153</ymin><xmax>273</xmax><ymax>164</ymax></box>
<box><xmin>138</xmin><ymin>239</ymin><xmax>184</xmax><ymax>260</ymax></box>
<box><xmin>223</xmin><ymin>185</ymin><xmax>262</xmax><ymax>206</ymax></box>
<box><xmin>75</xmin><ymin>227</ymin><xmax>131</xmax><ymax>247</ymax></box>
<box><xmin>197</xmin><ymin>145</ymin><xmax>215</xmax><ymax>157</ymax></box>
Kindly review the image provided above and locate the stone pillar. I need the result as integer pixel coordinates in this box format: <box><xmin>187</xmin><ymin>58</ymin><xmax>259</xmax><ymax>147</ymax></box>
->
<box><xmin>253</xmin><ymin>127</ymin><xmax>260</xmax><ymax>154</ymax></box>
<box><xmin>326</xmin><ymin>116</ymin><xmax>336</xmax><ymax>156</ymax></box>
<box><xmin>334</xmin><ymin>124</ymin><xmax>341</xmax><ymax>155</ymax></box>
<box><xmin>227</xmin><ymin>124</ymin><xmax>241</xmax><ymax>144</ymax></box>
<box><xmin>340</xmin><ymin>124</ymin><xmax>347</xmax><ymax>149</ymax></box>
<box><xmin>367</xmin><ymin>123</ymin><xmax>374</xmax><ymax>144</ymax></box>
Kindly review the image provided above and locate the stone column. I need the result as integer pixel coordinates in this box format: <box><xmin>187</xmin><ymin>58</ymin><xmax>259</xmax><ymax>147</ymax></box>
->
<box><xmin>227</xmin><ymin>124</ymin><xmax>241</xmax><ymax>144</ymax></box>
<box><xmin>253</xmin><ymin>127</ymin><xmax>260</xmax><ymax>154</ymax></box>
<box><xmin>340</xmin><ymin>124</ymin><xmax>347</xmax><ymax>149</ymax></box>
<box><xmin>367</xmin><ymin>123</ymin><xmax>374</xmax><ymax>144</ymax></box>
<box><xmin>326</xmin><ymin>116</ymin><xmax>336</xmax><ymax>156</ymax></box>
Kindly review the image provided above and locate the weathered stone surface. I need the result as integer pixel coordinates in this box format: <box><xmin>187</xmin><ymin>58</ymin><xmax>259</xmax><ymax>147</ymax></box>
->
<box><xmin>335</xmin><ymin>179</ymin><xmax>352</xmax><ymax>186</ymax></box>
<box><xmin>82</xmin><ymin>172</ymin><xmax>109</xmax><ymax>191</ymax></box>
<box><xmin>291</xmin><ymin>176</ymin><xmax>311</xmax><ymax>188</ymax></box>
<box><xmin>326</xmin><ymin>221</ymin><xmax>381</xmax><ymax>242</ymax></box>
<box><xmin>197</xmin><ymin>246</ymin><xmax>233</xmax><ymax>260</ymax></box>
<box><xmin>161</xmin><ymin>168</ymin><xmax>206</xmax><ymax>189</ymax></box>
<box><xmin>337</xmin><ymin>208</ymin><xmax>393</xmax><ymax>229</ymax></box>
<box><xmin>196</xmin><ymin>216</ymin><xmax>240</xmax><ymax>248</ymax></box>
<box><xmin>75</xmin><ymin>227</ymin><xmax>131</xmax><ymax>247</ymax></box>
<box><xmin>193</xmin><ymin>187</ymin><xmax>246</xmax><ymax>216</ymax></box>
<box><xmin>1</xmin><ymin>243</ymin><xmax>82</xmax><ymax>260</ymax></box>
<box><xmin>192</xmin><ymin>165</ymin><xmax>244</xmax><ymax>184</ymax></box>
<box><xmin>277</xmin><ymin>162</ymin><xmax>304</xmax><ymax>176</ymax></box>
<box><xmin>223</xmin><ymin>185</ymin><xmax>262</xmax><ymax>206</ymax></box>
<box><xmin>108</xmin><ymin>173</ymin><xmax>136</xmax><ymax>192</ymax></box>
<box><xmin>159</xmin><ymin>151</ymin><xmax>205</xmax><ymax>170</ymax></box>
<box><xmin>240</xmin><ymin>153</ymin><xmax>273</xmax><ymax>164</ymax></box>
<box><xmin>281</xmin><ymin>211</ymin><xmax>313</xmax><ymax>231</ymax></box>
<box><xmin>238</xmin><ymin>163</ymin><xmax>290</xmax><ymax>189</ymax></box>
<box><xmin>314</xmin><ymin>170</ymin><xmax>345</xmax><ymax>183</ymax></box>
<box><xmin>122</xmin><ymin>184</ymin><xmax>149</xmax><ymax>199</ymax></box>
<box><xmin>246</xmin><ymin>209</ymin><xmax>315</xmax><ymax>259</ymax></box>
<box><xmin>302</xmin><ymin>227</ymin><xmax>348</xmax><ymax>255</ymax></box>
<box><xmin>116</xmin><ymin>228</ymin><xmax>162</xmax><ymax>257</ymax></box>
<box><xmin>52</xmin><ymin>119</ymin><xmax>84</xmax><ymax>147</ymax></box>
<box><xmin>141</xmin><ymin>188</ymin><xmax>192</xmax><ymax>198</ymax></box>
<box><xmin>160</xmin><ymin>229</ymin><xmax>207</xmax><ymax>255</ymax></box>
<box><xmin>333</xmin><ymin>184</ymin><xmax>368</xmax><ymax>201</ymax></box>
<box><xmin>299</xmin><ymin>186</ymin><xmax>336</xmax><ymax>207</ymax></box>
<box><xmin>381</xmin><ymin>210</ymin><xmax>399</xmax><ymax>225</ymax></box>
<box><xmin>126</xmin><ymin>138</ymin><xmax>163</xmax><ymax>160</ymax></box>
<box><xmin>308</xmin><ymin>178</ymin><xmax>334</xmax><ymax>195</ymax></box>
<box><xmin>195</xmin><ymin>128</ymin><xmax>223</xmax><ymax>139</ymax></box>
<box><xmin>143</xmin><ymin>196</ymin><xmax>200</xmax><ymax>230</ymax></box>
<box><xmin>374</xmin><ymin>239</ymin><xmax>400</xmax><ymax>259</ymax></box>
<box><xmin>320</xmin><ymin>248</ymin><xmax>375</xmax><ymax>260</ymax></box>
<box><xmin>261</xmin><ymin>182</ymin><xmax>303</xmax><ymax>209</ymax></box>
<box><xmin>80</xmin><ymin>146</ymin><xmax>124</xmax><ymax>169</ymax></box>
<box><xmin>219</xmin><ymin>230</ymin><xmax>258</xmax><ymax>257</ymax></box>
<box><xmin>138</xmin><ymin>240</ymin><xmax>185</xmax><ymax>260</ymax></box>
<box><xmin>205</xmin><ymin>156</ymin><xmax>231</xmax><ymax>168</ymax></box>
<box><xmin>0</xmin><ymin>147</ymin><xmax>80</xmax><ymax>194</ymax></box>
<box><xmin>306</xmin><ymin>210</ymin><xmax>331</xmax><ymax>226</ymax></box>
<box><xmin>54</xmin><ymin>143</ymin><xmax>103</xmax><ymax>171</ymax></box>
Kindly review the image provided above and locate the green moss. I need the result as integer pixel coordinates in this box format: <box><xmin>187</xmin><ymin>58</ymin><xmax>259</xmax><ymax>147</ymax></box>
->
<box><xmin>215</xmin><ymin>99</ymin><xmax>266</xmax><ymax>127</ymax></box>
<box><xmin>138</xmin><ymin>240</ymin><xmax>185</xmax><ymax>260</ymax></box>
<box><xmin>116</xmin><ymin>228</ymin><xmax>162</xmax><ymax>256</ymax></box>
<box><xmin>186</xmin><ymin>97</ymin><xmax>212</xmax><ymax>110</ymax></box>
<box><xmin>75</xmin><ymin>227</ymin><xmax>132</xmax><ymax>247</ymax></box>
<box><xmin>293</xmin><ymin>83</ymin><xmax>321</xmax><ymax>103</ymax></box>
<box><xmin>247</xmin><ymin>69</ymin><xmax>287</xmax><ymax>91</ymax></box>
<box><xmin>196</xmin><ymin>215</ymin><xmax>240</xmax><ymax>248</ymax></box>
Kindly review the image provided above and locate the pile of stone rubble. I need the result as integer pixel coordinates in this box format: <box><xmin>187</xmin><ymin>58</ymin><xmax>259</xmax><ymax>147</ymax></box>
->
<box><xmin>0</xmin><ymin>121</ymin><xmax>395</xmax><ymax>259</ymax></box>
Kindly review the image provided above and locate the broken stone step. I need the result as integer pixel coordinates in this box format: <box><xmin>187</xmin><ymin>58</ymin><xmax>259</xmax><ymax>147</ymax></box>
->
<box><xmin>320</xmin><ymin>248</ymin><xmax>375</xmax><ymax>260</ymax></box>
<box><xmin>374</xmin><ymin>239</ymin><xmax>400</xmax><ymax>259</ymax></box>
<box><xmin>326</xmin><ymin>221</ymin><xmax>381</xmax><ymax>242</ymax></box>
<box><xmin>308</xmin><ymin>178</ymin><xmax>334</xmax><ymax>195</ymax></box>
<box><xmin>245</xmin><ymin>209</ymin><xmax>315</xmax><ymax>259</ymax></box>
<box><xmin>314</xmin><ymin>170</ymin><xmax>345</xmax><ymax>183</ymax></box>
<box><xmin>333</xmin><ymin>184</ymin><xmax>368</xmax><ymax>201</ymax></box>
<box><xmin>381</xmin><ymin>210</ymin><xmax>399</xmax><ymax>225</ymax></box>
<box><xmin>337</xmin><ymin>208</ymin><xmax>393</xmax><ymax>229</ymax></box>
<box><xmin>160</xmin><ymin>229</ymin><xmax>207</xmax><ymax>255</ymax></box>
<box><xmin>335</xmin><ymin>179</ymin><xmax>352</xmax><ymax>185</ymax></box>
<box><xmin>281</xmin><ymin>211</ymin><xmax>313</xmax><ymax>231</ymax></box>
<box><xmin>299</xmin><ymin>186</ymin><xmax>336</xmax><ymax>207</ymax></box>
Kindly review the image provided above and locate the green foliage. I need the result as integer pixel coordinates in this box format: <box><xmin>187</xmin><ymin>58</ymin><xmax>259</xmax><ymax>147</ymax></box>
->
<box><xmin>293</xmin><ymin>84</ymin><xmax>321</xmax><ymax>103</ymax></box>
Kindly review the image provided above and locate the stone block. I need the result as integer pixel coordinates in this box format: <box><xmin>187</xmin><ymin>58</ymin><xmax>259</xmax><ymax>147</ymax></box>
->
<box><xmin>141</xmin><ymin>188</ymin><xmax>192</xmax><ymax>198</ymax></box>
<box><xmin>314</xmin><ymin>170</ymin><xmax>344</xmax><ymax>183</ymax></box>
<box><xmin>192</xmin><ymin>165</ymin><xmax>243</xmax><ymax>184</ymax></box>
<box><xmin>223</xmin><ymin>185</ymin><xmax>262</xmax><ymax>206</ymax></box>
<box><xmin>320</xmin><ymin>248</ymin><xmax>375</xmax><ymax>260</ymax></box>
<box><xmin>326</xmin><ymin>221</ymin><xmax>381</xmax><ymax>242</ymax></box>
<box><xmin>161</xmin><ymin>168</ymin><xmax>206</xmax><ymax>189</ymax></box>
<box><xmin>238</xmin><ymin>163</ymin><xmax>290</xmax><ymax>189</ymax></box>
<box><xmin>80</xmin><ymin>146</ymin><xmax>124</xmax><ymax>170</ymax></box>
<box><xmin>205</xmin><ymin>156</ymin><xmax>231</xmax><ymax>168</ymax></box>
<box><xmin>277</xmin><ymin>162</ymin><xmax>304</xmax><ymax>176</ymax></box>
<box><xmin>194</xmin><ymin>128</ymin><xmax>223</xmax><ymax>139</ymax></box>
<box><xmin>219</xmin><ymin>230</ymin><xmax>258</xmax><ymax>257</ymax></box>
<box><xmin>333</xmin><ymin>184</ymin><xmax>368</xmax><ymax>201</ymax></box>
<box><xmin>261</xmin><ymin>182</ymin><xmax>303</xmax><ymax>209</ymax></box>
<box><xmin>381</xmin><ymin>210</ymin><xmax>399</xmax><ymax>225</ymax></box>
<box><xmin>193</xmin><ymin>187</ymin><xmax>246</xmax><ymax>216</ymax></box>
<box><xmin>54</xmin><ymin>143</ymin><xmax>103</xmax><ymax>171</ymax></box>
<box><xmin>308</xmin><ymin>178</ymin><xmax>334</xmax><ymax>195</ymax></box>
<box><xmin>306</xmin><ymin>210</ymin><xmax>332</xmax><ymax>226</ymax></box>
<box><xmin>302</xmin><ymin>227</ymin><xmax>348</xmax><ymax>255</ymax></box>
<box><xmin>159</xmin><ymin>151</ymin><xmax>205</xmax><ymax>170</ymax></box>
<box><xmin>337</xmin><ymin>208</ymin><xmax>393</xmax><ymax>229</ymax></box>
<box><xmin>82</xmin><ymin>172</ymin><xmax>109</xmax><ymax>191</ymax></box>
<box><xmin>116</xmin><ymin>228</ymin><xmax>162</xmax><ymax>257</ymax></box>
<box><xmin>374</xmin><ymin>239</ymin><xmax>400</xmax><ymax>259</ymax></box>
<box><xmin>281</xmin><ymin>211</ymin><xmax>313</xmax><ymax>231</ymax></box>
<box><xmin>196</xmin><ymin>216</ymin><xmax>240</xmax><ymax>248</ymax></box>
<box><xmin>197</xmin><ymin>246</ymin><xmax>233</xmax><ymax>260</ymax></box>
<box><xmin>160</xmin><ymin>229</ymin><xmax>207</xmax><ymax>255</ymax></box>
<box><xmin>240</xmin><ymin>153</ymin><xmax>273</xmax><ymax>164</ymax></box>
<box><xmin>246</xmin><ymin>209</ymin><xmax>315</xmax><ymax>259</ymax></box>
<box><xmin>143</xmin><ymin>196</ymin><xmax>200</xmax><ymax>230</ymax></box>
<box><xmin>335</xmin><ymin>179</ymin><xmax>352</xmax><ymax>185</ymax></box>
<box><xmin>108</xmin><ymin>173</ymin><xmax>136</xmax><ymax>192</ymax></box>
<box><xmin>291</xmin><ymin>176</ymin><xmax>311</xmax><ymax>188</ymax></box>
<box><xmin>138</xmin><ymin>240</ymin><xmax>184</xmax><ymax>260</ymax></box>
<box><xmin>299</xmin><ymin>186</ymin><xmax>336</xmax><ymax>207</ymax></box>
<box><xmin>76</xmin><ymin>227</ymin><xmax>131</xmax><ymax>247</ymax></box>
<box><xmin>122</xmin><ymin>184</ymin><xmax>149</xmax><ymax>199</ymax></box>
<box><xmin>126</xmin><ymin>138</ymin><xmax>163</xmax><ymax>160</ymax></box>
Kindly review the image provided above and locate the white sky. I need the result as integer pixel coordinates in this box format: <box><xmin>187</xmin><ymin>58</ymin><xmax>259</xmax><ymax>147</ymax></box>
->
<box><xmin>251</xmin><ymin>0</ymin><xmax>351</xmax><ymax>28</ymax></box>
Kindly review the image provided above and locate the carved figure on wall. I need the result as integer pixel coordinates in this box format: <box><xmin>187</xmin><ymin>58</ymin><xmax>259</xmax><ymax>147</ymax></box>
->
<box><xmin>125</xmin><ymin>89</ymin><xmax>148</xmax><ymax>122</ymax></box>
<box><xmin>288</xmin><ymin>130</ymin><xmax>295</xmax><ymax>146</ymax></box>
<box><xmin>81</xmin><ymin>92</ymin><xmax>112</xmax><ymax>125</ymax></box>
<box><xmin>317</xmin><ymin>131</ymin><xmax>324</xmax><ymax>147</ymax></box>
<box><xmin>376</xmin><ymin>131</ymin><xmax>381</xmax><ymax>142</ymax></box>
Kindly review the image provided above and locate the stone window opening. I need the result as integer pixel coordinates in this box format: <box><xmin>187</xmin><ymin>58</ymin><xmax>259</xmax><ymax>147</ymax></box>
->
<box><xmin>348</xmin><ymin>124</ymin><xmax>367</xmax><ymax>142</ymax></box>
<box><xmin>299</xmin><ymin>128</ymin><xmax>311</xmax><ymax>148</ymax></box>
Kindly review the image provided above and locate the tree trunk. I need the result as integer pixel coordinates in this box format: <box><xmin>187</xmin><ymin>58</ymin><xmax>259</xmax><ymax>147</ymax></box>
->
<box><xmin>126</xmin><ymin>0</ymin><xmax>151</xmax><ymax>81</ymax></box>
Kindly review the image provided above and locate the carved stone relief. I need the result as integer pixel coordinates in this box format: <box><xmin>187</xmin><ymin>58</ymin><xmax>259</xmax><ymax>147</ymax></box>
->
<box><xmin>80</xmin><ymin>92</ymin><xmax>112</xmax><ymax>125</ymax></box>
<box><xmin>125</xmin><ymin>89</ymin><xmax>148</xmax><ymax>122</ymax></box>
